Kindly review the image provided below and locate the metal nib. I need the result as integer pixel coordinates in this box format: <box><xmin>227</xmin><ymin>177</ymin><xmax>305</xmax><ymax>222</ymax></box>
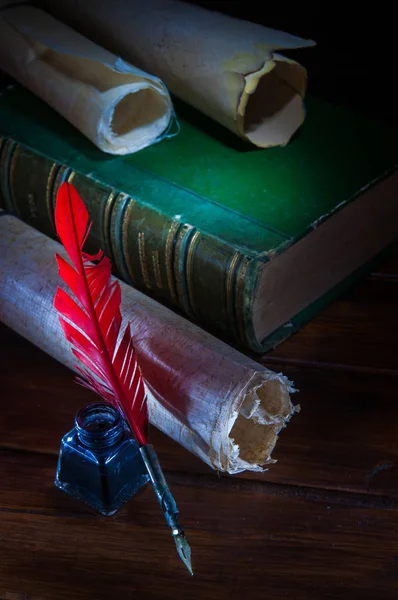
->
<box><xmin>140</xmin><ymin>444</ymin><xmax>194</xmax><ymax>575</ymax></box>
<box><xmin>174</xmin><ymin>533</ymin><xmax>193</xmax><ymax>576</ymax></box>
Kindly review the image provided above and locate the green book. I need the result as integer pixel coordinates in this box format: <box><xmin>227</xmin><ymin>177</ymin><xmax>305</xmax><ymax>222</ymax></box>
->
<box><xmin>1</xmin><ymin>83</ymin><xmax>397</xmax><ymax>353</ymax></box>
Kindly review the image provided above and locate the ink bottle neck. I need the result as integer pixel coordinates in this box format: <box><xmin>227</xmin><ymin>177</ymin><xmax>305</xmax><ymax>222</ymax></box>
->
<box><xmin>75</xmin><ymin>402</ymin><xmax>125</xmax><ymax>449</ymax></box>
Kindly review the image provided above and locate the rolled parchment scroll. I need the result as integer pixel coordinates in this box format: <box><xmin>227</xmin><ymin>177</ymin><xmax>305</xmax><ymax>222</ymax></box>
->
<box><xmin>0</xmin><ymin>213</ymin><xmax>296</xmax><ymax>474</ymax></box>
<box><xmin>0</xmin><ymin>5</ymin><xmax>175</xmax><ymax>154</ymax></box>
<box><xmin>41</xmin><ymin>0</ymin><xmax>315</xmax><ymax>147</ymax></box>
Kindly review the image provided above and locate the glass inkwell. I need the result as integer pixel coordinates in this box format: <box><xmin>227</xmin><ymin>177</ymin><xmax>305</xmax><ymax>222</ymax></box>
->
<box><xmin>55</xmin><ymin>401</ymin><xmax>150</xmax><ymax>516</ymax></box>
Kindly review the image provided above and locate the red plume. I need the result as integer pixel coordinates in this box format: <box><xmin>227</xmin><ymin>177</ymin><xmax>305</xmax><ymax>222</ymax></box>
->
<box><xmin>53</xmin><ymin>182</ymin><xmax>148</xmax><ymax>446</ymax></box>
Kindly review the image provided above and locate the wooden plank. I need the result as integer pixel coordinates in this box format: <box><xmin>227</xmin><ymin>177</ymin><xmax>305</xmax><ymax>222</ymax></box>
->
<box><xmin>1</xmin><ymin>324</ymin><xmax>398</xmax><ymax>499</ymax></box>
<box><xmin>1</xmin><ymin>450</ymin><xmax>398</xmax><ymax>600</ymax></box>
<box><xmin>264</xmin><ymin>365</ymin><xmax>398</xmax><ymax>493</ymax></box>
<box><xmin>265</xmin><ymin>277</ymin><xmax>398</xmax><ymax>371</ymax></box>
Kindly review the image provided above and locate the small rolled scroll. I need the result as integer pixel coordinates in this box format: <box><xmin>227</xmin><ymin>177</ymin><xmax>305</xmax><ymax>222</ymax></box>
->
<box><xmin>0</xmin><ymin>5</ymin><xmax>174</xmax><ymax>154</ymax></box>
<box><xmin>41</xmin><ymin>0</ymin><xmax>315</xmax><ymax>147</ymax></box>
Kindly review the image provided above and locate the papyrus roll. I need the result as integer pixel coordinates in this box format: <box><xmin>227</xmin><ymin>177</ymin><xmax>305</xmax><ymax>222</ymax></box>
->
<box><xmin>41</xmin><ymin>0</ymin><xmax>315</xmax><ymax>147</ymax></box>
<box><xmin>0</xmin><ymin>213</ymin><xmax>296</xmax><ymax>474</ymax></box>
<box><xmin>0</xmin><ymin>5</ymin><xmax>175</xmax><ymax>155</ymax></box>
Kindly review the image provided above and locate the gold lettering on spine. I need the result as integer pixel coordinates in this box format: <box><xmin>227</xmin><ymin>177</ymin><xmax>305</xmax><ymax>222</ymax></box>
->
<box><xmin>121</xmin><ymin>197</ymin><xmax>137</xmax><ymax>284</ymax></box>
<box><xmin>226</xmin><ymin>251</ymin><xmax>241</xmax><ymax>332</ymax></box>
<box><xmin>27</xmin><ymin>192</ymin><xmax>37</xmax><ymax>219</ymax></box>
<box><xmin>235</xmin><ymin>256</ymin><xmax>250</xmax><ymax>346</ymax></box>
<box><xmin>152</xmin><ymin>250</ymin><xmax>163</xmax><ymax>288</ymax></box>
<box><xmin>138</xmin><ymin>231</ymin><xmax>151</xmax><ymax>289</ymax></box>
<box><xmin>185</xmin><ymin>229</ymin><xmax>200</xmax><ymax>318</ymax></box>
<box><xmin>165</xmin><ymin>219</ymin><xmax>180</xmax><ymax>305</ymax></box>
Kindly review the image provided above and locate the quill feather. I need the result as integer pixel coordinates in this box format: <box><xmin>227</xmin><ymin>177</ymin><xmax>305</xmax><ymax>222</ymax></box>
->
<box><xmin>53</xmin><ymin>182</ymin><xmax>148</xmax><ymax>446</ymax></box>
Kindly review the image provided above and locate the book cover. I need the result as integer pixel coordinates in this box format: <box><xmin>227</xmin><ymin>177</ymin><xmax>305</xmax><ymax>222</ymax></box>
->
<box><xmin>0</xmin><ymin>82</ymin><xmax>397</xmax><ymax>352</ymax></box>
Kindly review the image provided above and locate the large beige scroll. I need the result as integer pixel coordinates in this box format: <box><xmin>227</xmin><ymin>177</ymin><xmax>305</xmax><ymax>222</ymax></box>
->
<box><xmin>40</xmin><ymin>0</ymin><xmax>315</xmax><ymax>147</ymax></box>
<box><xmin>0</xmin><ymin>213</ymin><xmax>297</xmax><ymax>474</ymax></box>
<box><xmin>0</xmin><ymin>4</ymin><xmax>175</xmax><ymax>154</ymax></box>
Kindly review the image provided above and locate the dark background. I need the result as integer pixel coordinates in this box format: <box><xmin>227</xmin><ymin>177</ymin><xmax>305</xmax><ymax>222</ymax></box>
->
<box><xmin>184</xmin><ymin>2</ymin><xmax>398</xmax><ymax>122</ymax></box>
<box><xmin>2</xmin><ymin>3</ymin><xmax>396</xmax><ymax>122</ymax></box>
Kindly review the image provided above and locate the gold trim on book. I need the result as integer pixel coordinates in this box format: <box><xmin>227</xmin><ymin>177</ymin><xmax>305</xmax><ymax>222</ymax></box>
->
<box><xmin>109</xmin><ymin>192</ymin><xmax>129</xmax><ymax>282</ymax></box>
<box><xmin>174</xmin><ymin>223</ymin><xmax>194</xmax><ymax>315</ymax></box>
<box><xmin>51</xmin><ymin>165</ymin><xmax>73</xmax><ymax>228</ymax></box>
<box><xmin>152</xmin><ymin>250</ymin><xmax>163</xmax><ymax>289</ymax></box>
<box><xmin>235</xmin><ymin>256</ymin><xmax>250</xmax><ymax>345</ymax></box>
<box><xmin>186</xmin><ymin>229</ymin><xmax>200</xmax><ymax>318</ymax></box>
<box><xmin>173</xmin><ymin>225</ymin><xmax>186</xmax><ymax>308</ymax></box>
<box><xmin>165</xmin><ymin>219</ymin><xmax>180</xmax><ymax>306</ymax></box>
<box><xmin>46</xmin><ymin>162</ymin><xmax>60</xmax><ymax>233</ymax></box>
<box><xmin>226</xmin><ymin>251</ymin><xmax>241</xmax><ymax>333</ymax></box>
<box><xmin>52</xmin><ymin>165</ymin><xmax>73</xmax><ymax>204</ymax></box>
<box><xmin>138</xmin><ymin>231</ymin><xmax>151</xmax><ymax>289</ymax></box>
<box><xmin>67</xmin><ymin>171</ymin><xmax>76</xmax><ymax>184</ymax></box>
<box><xmin>3</xmin><ymin>139</ymin><xmax>16</xmax><ymax>155</ymax></box>
<box><xmin>103</xmin><ymin>190</ymin><xmax>118</xmax><ymax>261</ymax></box>
<box><xmin>121</xmin><ymin>196</ymin><xmax>137</xmax><ymax>284</ymax></box>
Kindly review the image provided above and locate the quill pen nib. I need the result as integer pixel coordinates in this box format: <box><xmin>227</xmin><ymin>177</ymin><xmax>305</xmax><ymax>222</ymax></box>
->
<box><xmin>140</xmin><ymin>444</ymin><xmax>193</xmax><ymax>575</ymax></box>
<box><xmin>174</xmin><ymin>532</ymin><xmax>193</xmax><ymax>575</ymax></box>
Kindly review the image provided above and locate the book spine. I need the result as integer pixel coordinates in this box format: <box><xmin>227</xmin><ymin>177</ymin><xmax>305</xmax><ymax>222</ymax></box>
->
<box><xmin>0</xmin><ymin>137</ymin><xmax>261</xmax><ymax>351</ymax></box>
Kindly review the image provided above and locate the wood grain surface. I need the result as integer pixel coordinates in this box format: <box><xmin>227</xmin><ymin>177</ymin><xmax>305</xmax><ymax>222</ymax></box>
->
<box><xmin>1</xmin><ymin>248</ymin><xmax>397</xmax><ymax>600</ymax></box>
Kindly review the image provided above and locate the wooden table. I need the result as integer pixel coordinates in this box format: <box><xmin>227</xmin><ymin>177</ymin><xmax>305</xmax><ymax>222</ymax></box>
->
<box><xmin>1</xmin><ymin>251</ymin><xmax>398</xmax><ymax>599</ymax></box>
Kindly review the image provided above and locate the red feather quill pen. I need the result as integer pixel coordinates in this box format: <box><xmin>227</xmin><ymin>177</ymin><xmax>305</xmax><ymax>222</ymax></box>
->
<box><xmin>53</xmin><ymin>182</ymin><xmax>148</xmax><ymax>446</ymax></box>
<box><xmin>53</xmin><ymin>182</ymin><xmax>192</xmax><ymax>574</ymax></box>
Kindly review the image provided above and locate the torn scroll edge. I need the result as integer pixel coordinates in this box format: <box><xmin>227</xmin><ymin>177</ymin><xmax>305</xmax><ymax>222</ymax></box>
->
<box><xmin>236</xmin><ymin>52</ymin><xmax>310</xmax><ymax>148</ymax></box>
<box><xmin>213</xmin><ymin>371</ymin><xmax>297</xmax><ymax>474</ymax></box>
<box><xmin>147</xmin><ymin>367</ymin><xmax>298</xmax><ymax>476</ymax></box>
<box><xmin>144</xmin><ymin>370</ymin><xmax>297</xmax><ymax>476</ymax></box>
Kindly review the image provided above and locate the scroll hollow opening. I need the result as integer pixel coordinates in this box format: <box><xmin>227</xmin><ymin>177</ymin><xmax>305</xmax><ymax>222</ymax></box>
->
<box><xmin>111</xmin><ymin>88</ymin><xmax>167</xmax><ymax>135</ymax></box>
<box><xmin>230</xmin><ymin>377</ymin><xmax>294</xmax><ymax>467</ymax></box>
<box><xmin>243</xmin><ymin>60</ymin><xmax>307</xmax><ymax>147</ymax></box>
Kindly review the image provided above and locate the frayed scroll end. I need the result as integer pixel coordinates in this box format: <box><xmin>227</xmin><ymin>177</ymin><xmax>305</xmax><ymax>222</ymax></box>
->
<box><xmin>225</xmin><ymin>372</ymin><xmax>297</xmax><ymax>474</ymax></box>
<box><xmin>236</xmin><ymin>54</ymin><xmax>310</xmax><ymax>149</ymax></box>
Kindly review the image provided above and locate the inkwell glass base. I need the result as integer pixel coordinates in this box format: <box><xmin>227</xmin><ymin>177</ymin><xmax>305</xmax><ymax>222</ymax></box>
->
<box><xmin>54</xmin><ymin>402</ymin><xmax>150</xmax><ymax>516</ymax></box>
